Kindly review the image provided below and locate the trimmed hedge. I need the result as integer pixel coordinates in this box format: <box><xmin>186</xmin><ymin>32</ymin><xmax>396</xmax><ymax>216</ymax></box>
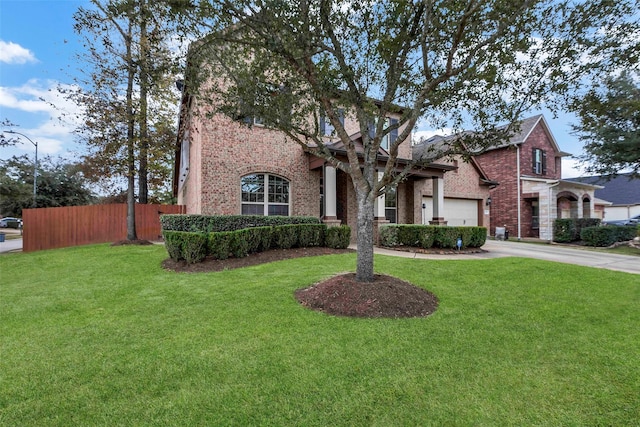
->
<box><xmin>160</xmin><ymin>214</ymin><xmax>320</xmax><ymax>232</ymax></box>
<box><xmin>553</xmin><ymin>219</ymin><xmax>577</xmax><ymax>243</ymax></box>
<box><xmin>581</xmin><ymin>225</ymin><xmax>638</xmax><ymax>247</ymax></box>
<box><xmin>553</xmin><ymin>218</ymin><xmax>602</xmax><ymax>243</ymax></box>
<box><xmin>325</xmin><ymin>226</ymin><xmax>351</xmax><ymax>249</ymax></box>
<box><xmin>164</xmin><ymin>223</ymin><xmax>348</xmax><ymax>262</ymax></box>
<box><xmin>379</xmin><ymin>225</ymin><xmax>487</xmax><ymax>249</ymax></box>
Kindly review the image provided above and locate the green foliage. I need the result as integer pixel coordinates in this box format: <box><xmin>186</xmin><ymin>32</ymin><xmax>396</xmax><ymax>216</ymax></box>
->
<box><xmin>273</xmin><ymin>225</ymin><xmax>298</xmax><ymax>249</ymax></box>
<box><xmin>325</xmin><ymin>226</ymin><xmax>351</xmax><ymax>249</ymax></box>
<box><xmin>160</xmin><ymin>214</ymin><xmax>321</xmax><ymax>232</ymax></box>
<box><xmin>580</xmin><ymin>225</ymin><xmax>637</xmax><ymax>247</ymax></box>
<box><xmin>553</xmin><ymin>219</ymin><xmax>578</xmax><ymax>243</ymax></box>
<box><xmin>162</xmin><ymin>230</ymin><xmax>185</xmax><ymax>261</ymax></box>
<box><xmin>162</xmin><ymin>230</ymin><xmax>208</xmax><ymax>263</ymax></box>
<box><xmin>208</xmin><ymin>231</ymin><xmax>233</xmax><ymax>260</ymax></box>
<box><xmin>379</xmin><ymin>225</ymin><xmax>400</xmax><ymax>247</ymax></box>
<box><xmin>380</xmin><ymin>225</ymin><xmax>487</xmax><ymax>249</ymax></box>
<box><xmin>182</xmin><ymin>233</ymin><xmax>208</xmax><ymax>264</ymax></box>
<box><xmin>296</xmin><ymin>224</ymin><xmax>326</xmax><ymax>247</ymax></box>
<box><xmin>571</xmin><ymin>70</ymin><xmax>640</xmax><ymax>177</ymax></box>
<box><xmin>0</xmin><ymin>155</ymin><xmax>96</xmax><ymax>217</ymax></box>
<box><xmin>575</xmin><ymin>218</ymin><xmax>601</xmax><ymax>237</ymax></box>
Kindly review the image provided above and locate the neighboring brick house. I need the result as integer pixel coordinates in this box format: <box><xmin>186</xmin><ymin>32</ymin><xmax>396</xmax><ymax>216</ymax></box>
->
<box><xmin>172</xmin><ymin>85</ymin><xmax>495</xmax><ymax>240</ymax></box>
<box><xmin>566</xmin><ymin>173</ymin><xmax>640</xmax><ymax>221</ymax></box>
<box><xmin>472</xmin><ymin>114</ymin><xmax>601</xmax><ymax>240</ymax></box>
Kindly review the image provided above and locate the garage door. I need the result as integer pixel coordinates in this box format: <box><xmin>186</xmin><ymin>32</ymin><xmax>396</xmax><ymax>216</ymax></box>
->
<box><xmin>421</xmin><ymin>197</ymin><xmax>478</xmax><ymax>226</ymax></box>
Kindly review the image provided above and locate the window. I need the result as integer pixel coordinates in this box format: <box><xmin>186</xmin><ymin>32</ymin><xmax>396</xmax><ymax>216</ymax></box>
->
<box><xmin>381</xmin><ymin>118</ymin><xmax>399</xmax><ymax>150</ymax></box>
<box><xmin>178</xmin><ymin>130</ymin><xmax>190</xmax><ymax>189</ymax></box>
<box><xmin>531</xmin><ymin>201</ymin><xmax>539</xmax><ymax>229</ymax></box>
<box><xmin>241</xmin><ymin>174</ymin><xmax>290</xmax><ymax>216</ymax></box>
<box><xmin>320</xmin><ymin>108</ymin><xmax>345</xmax><ymax>137</ymax></box>
<box><xmin>385</xmin><ymin>186</ymin><xmax>397</xmax><ymax>223</ymax></box>
<box><xmin>532</xmin><ymin>148</ymin><xmax>546</xmax><ymax>175</ymax></box>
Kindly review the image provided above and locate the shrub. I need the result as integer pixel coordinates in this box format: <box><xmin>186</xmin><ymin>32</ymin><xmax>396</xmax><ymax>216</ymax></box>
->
<box><xmin>379</xmin><ymin>225</ymin><xmax>400</xmax><ymax>247</ymax></box>
<box><xmin>325</xmin><ymin>226</ymin><xmax>351</xmax><ymax>249</ymax></box>
<box><xmin>273</xmin><ymin>225</ymin><xmax>299</xmax><ymax>249</ymax></box>
<box><xmin>433</xmin><ymin>226</ymin><xmax>459</xmax><ymax>249</ymax></box>
<box><xmin>297</xmin><ymin>224</ymin><xmax>326</xmax><ymax>247</ymax></box>
<box><xmin>182</xmin><ymin>233</ymin><xmax>208</xmax><ymax>264</ymax></box>
<box><xmin>160</xmin><ymin>214</ymin><xmax>321</xmax><ymax>232</ymax></box>
<box><xmin>553</xmin><ymin>219</ymin><xmax>577</xmax><ymax>243</ymax></box>
<box><xmin>163</xmin><ymin>230</ymin><xmax>185</xmax><ymax>261</ymax></box>
<box><xmin>575</xmin><ymin>218</ymin><xmax>601</xmax><ymax>237</ymax></box>
<box><xmin>229</xmin><ymin>231</ymin><xmax>250</xmax><ymax>258</ymax></box>
<box><xmin>397</xmin><ymin>225</ymin><xmax>423</xmax><ymax>247</ymax></box>
<box><xmin>581</xmin><ymin>225</ymin><xmax>637</xmax><ymax>247</ymax></box>
<box><xmin>209</xmin><ymin>232</ymin><xmax>233</xmax><ymax>260</ymax></box>
<box><xmin>379</xmin><ymin>225</ymin><xmax>486</xmax><ymax>249</ymax></box>
<box><xmin>418</xmin><ymin>228</ymin><xmax>436</xmax><ymax>249</ymax></box>
<box><xmin>469</xmin><ymin>227</ymin><xmax>488</xmax><ymax>247</ymax></box>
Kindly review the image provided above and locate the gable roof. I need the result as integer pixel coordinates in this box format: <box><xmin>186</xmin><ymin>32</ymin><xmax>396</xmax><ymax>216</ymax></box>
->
<box><xmin>414</xmin><ymin>114</ymin><xmax>571</xmax><ymax>157</ymax></box>
<box><xmin>566</xmin><ymin>173</ymin><xmax>640</xmax><ymax>205</ymax></box>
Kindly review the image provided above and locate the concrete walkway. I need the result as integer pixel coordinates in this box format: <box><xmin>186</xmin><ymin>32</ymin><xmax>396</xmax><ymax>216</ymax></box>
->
<box><xmin>368</xmin><ymin>239</ymin><xmax>640</xmax><ymax>275</ymax></box>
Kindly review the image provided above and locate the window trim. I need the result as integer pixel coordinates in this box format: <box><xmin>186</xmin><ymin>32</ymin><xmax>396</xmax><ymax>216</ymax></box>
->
<box><xmin>532</xmin><ymin>148</ymin><xmax>547</xmax><ymax>175</ymax></box>
<box><xmin>241</xmin><ymin>173</ymin><xmax>290</xmax><ymax>216</ymax></box>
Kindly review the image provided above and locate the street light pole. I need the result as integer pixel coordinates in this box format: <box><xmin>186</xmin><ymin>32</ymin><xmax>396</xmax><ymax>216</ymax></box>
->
<box><xmin>5</xmin><ymin>130</ymin><xmax>38</xmax><ymax>208</ymax></box>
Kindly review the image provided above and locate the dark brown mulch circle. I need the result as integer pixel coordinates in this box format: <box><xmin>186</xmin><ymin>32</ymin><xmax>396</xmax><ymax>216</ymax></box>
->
<box><xmin>295</xmin><ymin>273</ymin><xmax>439</xmax><ymax>318</ymax></box>
<box><xmin>161</xmin><ymin>246</ymin><xmax>438</xmax><ymax>318</ymax></box>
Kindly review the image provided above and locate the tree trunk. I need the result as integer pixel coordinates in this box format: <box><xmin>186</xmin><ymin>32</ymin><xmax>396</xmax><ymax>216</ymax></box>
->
<box><xmin>355</xmin><ymin>191</ymin><xmax>376</xmax><ymax>282</ymax></box>
<box><xmin>138</xmin><ymin>0</ymin><xmax>149</xmax><ymax>204</ymax></box>
<box><xmin>125</xmin><ymin>22</ymin><xmax>137</xmax><ymax>241</ymax></box>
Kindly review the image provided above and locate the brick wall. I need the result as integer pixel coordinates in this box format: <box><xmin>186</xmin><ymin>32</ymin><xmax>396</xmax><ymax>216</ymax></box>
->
<box><xmin>475</xmin><ymin>121</ymin><xmax>563</xmax><ymax>237</ymax></box>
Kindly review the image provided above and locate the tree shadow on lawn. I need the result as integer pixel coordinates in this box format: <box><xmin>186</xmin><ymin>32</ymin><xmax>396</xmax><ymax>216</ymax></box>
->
<box><xmin>161</xmin><ymin>246</ymin><xmax>439</xmax><ymax>319</ymax></box>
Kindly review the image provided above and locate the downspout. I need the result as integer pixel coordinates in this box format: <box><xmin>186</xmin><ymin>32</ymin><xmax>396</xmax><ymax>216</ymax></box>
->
<box><xmin>516</xmin><ymin>145</ymin><xmax>521</xmax><ymax>240</ymax></box>
<box><xmin>547</xmin><ymin>180</ymin><xmax>560</xmax><ymax>242</ymax></box>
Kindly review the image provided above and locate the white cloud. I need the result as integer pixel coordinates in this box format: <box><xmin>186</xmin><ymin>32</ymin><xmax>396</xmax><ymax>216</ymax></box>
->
<box><xmin>561</xmin><ymin>157</ymin><xmax>589</xmax><ymax>179</ymax></box>
<box><xmin>412</xmin><ymin>128</ymin><xmax>454</xmax><ymax>145</ymax></box>
<box><xmin>0</xmin><ymin>40</ymin><xmax>37</xmax><ymax>64</ymax></box>
<box><xmin>1</xmin><ymin>79</ymin><xmax>85</xmax><ymax>158</ymax></box>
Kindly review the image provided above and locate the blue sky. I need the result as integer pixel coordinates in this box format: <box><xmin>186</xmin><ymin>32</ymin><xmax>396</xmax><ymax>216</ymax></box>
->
<box><xmin>0</xmin><ymin>0</ymin><xmax>589</xmax><ymax>177</ymax></box>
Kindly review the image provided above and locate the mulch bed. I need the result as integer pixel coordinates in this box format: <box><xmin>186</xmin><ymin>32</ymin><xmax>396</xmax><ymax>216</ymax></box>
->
<box><xmin>161</xmin><ymin>246</ymin><xmax>438</xmax><ymax>318</ymax></box>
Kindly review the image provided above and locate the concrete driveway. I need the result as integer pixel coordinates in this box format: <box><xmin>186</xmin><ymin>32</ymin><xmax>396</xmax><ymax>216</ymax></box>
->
<box><xmin>373</xmin><ymin>239</ymin><xmax>640</xmax><ymax>275</ymax></box>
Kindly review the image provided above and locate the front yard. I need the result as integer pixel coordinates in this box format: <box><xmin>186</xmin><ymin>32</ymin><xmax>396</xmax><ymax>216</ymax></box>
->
<box><xmin>1</xmin><ymin>244</ymin><xmax>638</xmax><ymax>425</ymax></box>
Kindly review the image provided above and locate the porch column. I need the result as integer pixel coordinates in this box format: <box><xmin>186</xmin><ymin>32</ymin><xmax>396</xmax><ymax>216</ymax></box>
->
<box><xmin>374</xmin><ymin>172</ymin><xmax>386</xmax><ymax>219</ymax></box>
<box><xmin>323</xmin><ymin>164</ymin><xmax>341</xmax><ymax>227</ymax></box>
<box><xmin>373</xmin><ymin>172</ymin><xmax>390</xmax><ymax>245</ymax></box>
<box><xmin>429</xmin><ymin>176</ymin><xmax>447</xmax><ymax>225</ymax></box>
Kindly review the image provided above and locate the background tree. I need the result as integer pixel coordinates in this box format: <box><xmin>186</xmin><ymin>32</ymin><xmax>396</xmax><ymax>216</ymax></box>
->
<box><xmin>70</xmin><ymin>0</ymin><xmax>178</xmax><ymax>240</ymax></box>
<box><xmin>174</xmin><ymin>0</ymin><xmax>639</xmax><ymax>282</ymax></box>
<box><xmin>571</xmin><ymin>70</ymin><xmax>640</xmax><ymax>178</ymax></box>
<box><xmin>0</xmin><ymin>155</ymin><xmax>96</xmax><ymax>217</ymax></box>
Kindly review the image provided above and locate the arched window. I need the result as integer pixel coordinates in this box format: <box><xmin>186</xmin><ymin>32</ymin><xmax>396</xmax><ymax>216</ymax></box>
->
<box><xmin>241</xmin><ymin>174</ymin><xmax>290</xmax><ymax>216</ymax></box>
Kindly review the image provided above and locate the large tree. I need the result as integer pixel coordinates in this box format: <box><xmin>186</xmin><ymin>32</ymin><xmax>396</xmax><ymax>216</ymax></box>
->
<box><xmin>0</xmin><ymin>155</ymin><xmax>96</xmax><ymax>217</ymax></box>
<box><xmin>174</xmin><ymin>0</ymin><xmax>639</xmax><ymax>281</ymax></box>
<box><xmin>71</xmin><ymin>0</ymin><xmax>178</xmax><ymax>240</ymax></box>
<box><xmin>571</xmin><ymin>70</ymin><xmax>640</xmax><ymax>178</ymax></box>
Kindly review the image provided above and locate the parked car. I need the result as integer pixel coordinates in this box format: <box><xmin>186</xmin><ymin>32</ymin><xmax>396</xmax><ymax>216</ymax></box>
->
<box><xmin>602</xmin><ymin>214</ymin><xmax>640</xmax><ymax>226</ymax></box>
<box><xmin>0</xmin><ymin>217</ymin><xmax>22</xmax><ymax>228</ymax></box>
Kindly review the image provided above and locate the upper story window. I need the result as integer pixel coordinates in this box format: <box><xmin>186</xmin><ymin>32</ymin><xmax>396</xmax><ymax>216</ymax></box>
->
<box><xmin>320</xmin><ymin>108</ymin><xmax>345</xmax><ymax>137</ymax></box>
<box><xmin>241</xmin><ymin>173</ymin><xmax>290</xmax><ymax>216</ymax></box>
<box><xmin>381</xmin><ymin>118</ymin><xmax>399</xmax><ymax>150</ymax></box>
<box><xmin>369</xmin><ymin>118</ymin><xmax>399</xmax><ymax>150</ymax></box>
<box><xmin>532</xmin><ymin>148</ymin><xmax>546</xmax><ymax>175</ymax></box>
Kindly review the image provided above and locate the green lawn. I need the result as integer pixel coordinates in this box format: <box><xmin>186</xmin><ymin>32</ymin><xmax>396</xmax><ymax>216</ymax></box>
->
<box><xmin>1</xmin><ymin>244</ymin><xmax>639</xmax><ymax>426</ymax></box>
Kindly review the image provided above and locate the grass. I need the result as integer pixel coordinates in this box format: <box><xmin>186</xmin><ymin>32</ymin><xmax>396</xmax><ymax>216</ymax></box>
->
<box><xmin>1</xmin><ymin>244</ymin><xmax>639</xmax><ymax>426</ymax></box>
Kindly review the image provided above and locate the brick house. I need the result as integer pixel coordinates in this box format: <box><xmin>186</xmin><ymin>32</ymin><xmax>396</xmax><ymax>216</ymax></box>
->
<box><xmin>172</xmin><ymin>88</ymin><xmax>494</xmax><ymax>240</ymax></box>
<box><xmin>472</xmin><ymin>114</ymin><xmax>601</xmax><ymax>240</ymax></box>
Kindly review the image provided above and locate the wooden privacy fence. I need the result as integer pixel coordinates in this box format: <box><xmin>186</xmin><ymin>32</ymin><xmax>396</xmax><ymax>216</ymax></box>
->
<box><xmin>21</xmin><ymin>204</ymin><xmax>185</xmax><ymax>252</ymax></box>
